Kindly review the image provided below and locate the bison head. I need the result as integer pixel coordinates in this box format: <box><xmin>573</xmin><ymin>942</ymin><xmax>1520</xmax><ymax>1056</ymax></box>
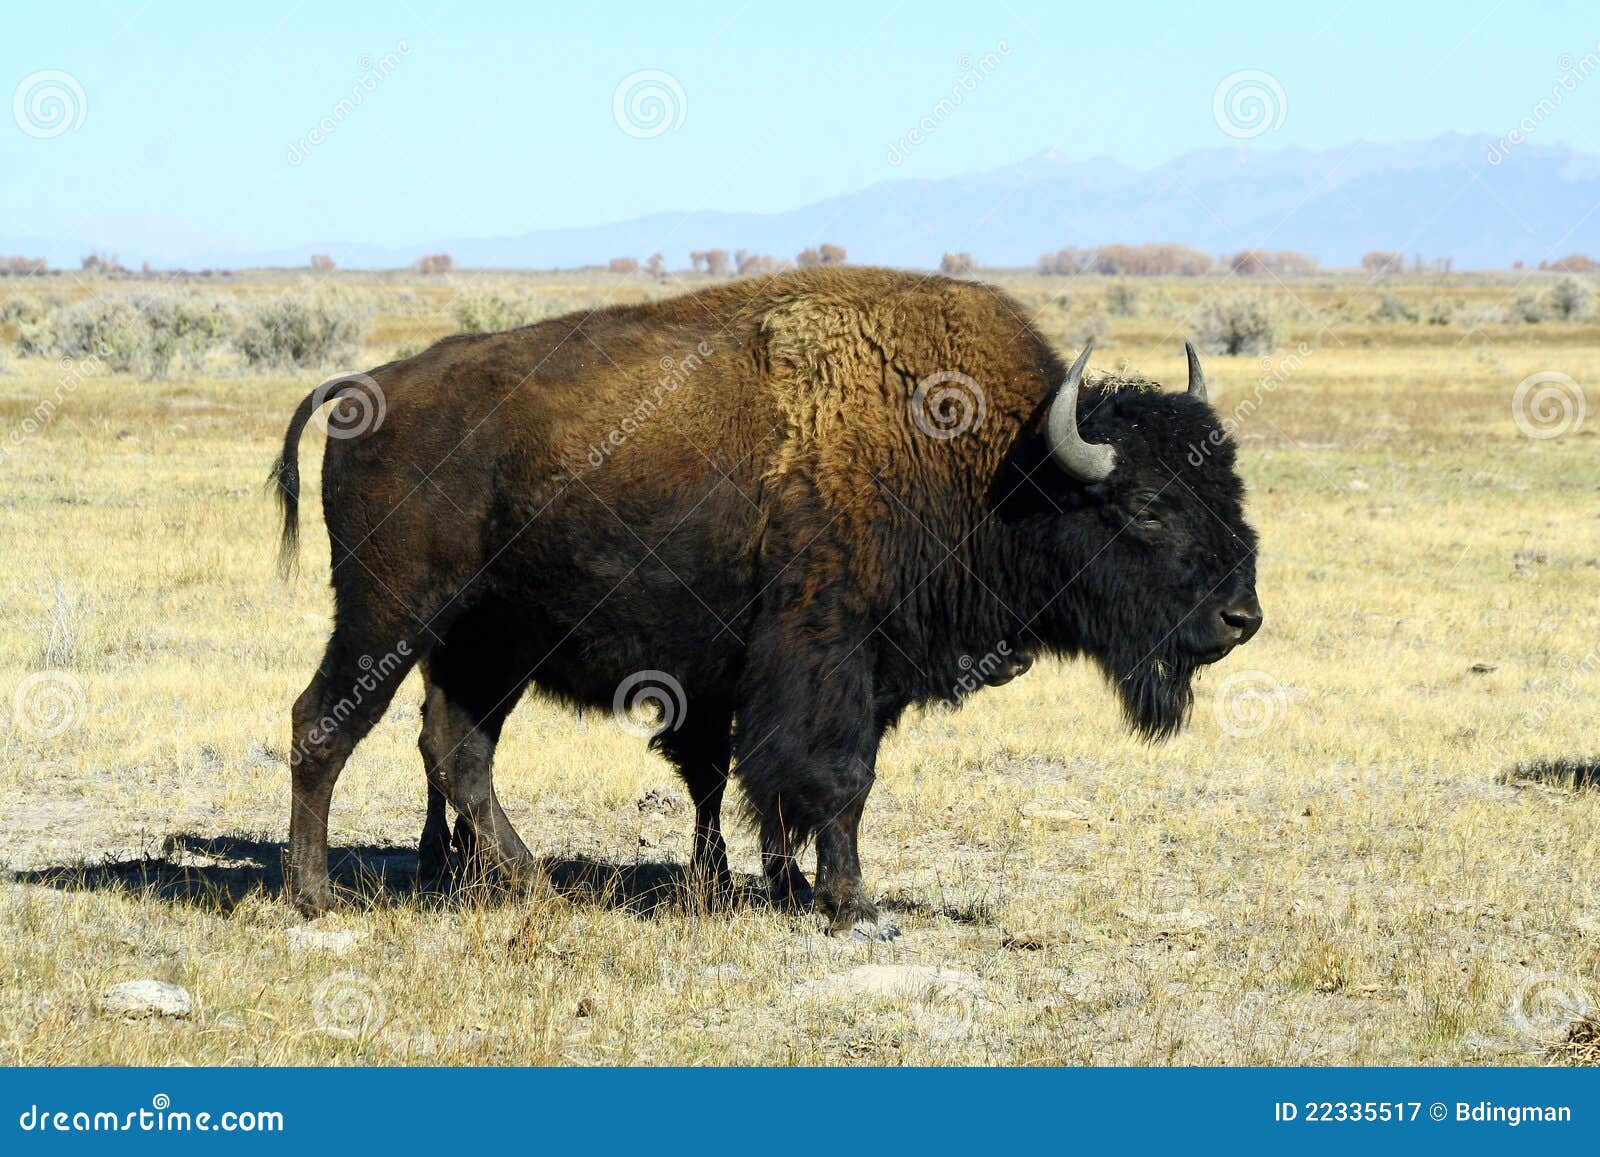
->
<box><xmin>1009</xmin><ymin>342</ymin><xmax>1262</xmax><ymax>740</ymax></box>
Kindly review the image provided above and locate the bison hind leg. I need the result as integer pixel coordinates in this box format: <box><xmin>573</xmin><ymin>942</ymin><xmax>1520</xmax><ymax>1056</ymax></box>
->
<box><xmin>287</xmin><ymin>628</ymin><xmax>420</xmax><ymax>915</ymax></box>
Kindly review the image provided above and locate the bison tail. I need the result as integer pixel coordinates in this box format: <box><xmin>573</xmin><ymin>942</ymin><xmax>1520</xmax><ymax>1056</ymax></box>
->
<box><xmin>268</xmin><ymin>380</ymin><xmax>352</xmax><ymax>579</ymax></box>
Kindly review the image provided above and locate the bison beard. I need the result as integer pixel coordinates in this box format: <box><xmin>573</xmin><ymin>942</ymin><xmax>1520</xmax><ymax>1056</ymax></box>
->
<box><xmin>269</xmin><ymin>267</ymin><xmax>1261</xmax><ymax>935</ymax></box>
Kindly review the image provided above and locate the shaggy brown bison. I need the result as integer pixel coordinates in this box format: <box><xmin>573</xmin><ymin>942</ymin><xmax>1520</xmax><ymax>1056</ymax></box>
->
<box><xmin>270</xmin><ymin>266</ymin><xmax>1261</xmax><ymax>935</ymax></box>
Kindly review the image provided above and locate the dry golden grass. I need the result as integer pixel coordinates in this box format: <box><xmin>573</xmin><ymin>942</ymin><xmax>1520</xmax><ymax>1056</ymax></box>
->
<box><xmin>1</xmin><ymin>270</ymin><xmax>1597</xmax><ymax>1065</ymax></box>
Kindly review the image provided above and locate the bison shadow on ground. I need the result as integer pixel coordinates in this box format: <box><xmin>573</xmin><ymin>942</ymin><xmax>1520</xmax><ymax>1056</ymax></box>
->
<box><xmin>1501</xmin><ymin>758</ymin><xmax>1600</xmax><ymax>792</ymax></box>
<box><xmin>7</xmin><ymin>834</ymin><xmax>773</xmax><ymax>918</ymax></box>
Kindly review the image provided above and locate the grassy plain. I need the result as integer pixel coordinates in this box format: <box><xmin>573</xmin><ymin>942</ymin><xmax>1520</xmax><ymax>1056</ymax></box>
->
<box><xmin>0</xmin><ymin>268</ymin><xmax>1596</xmax><ymax>1065</ymax></box>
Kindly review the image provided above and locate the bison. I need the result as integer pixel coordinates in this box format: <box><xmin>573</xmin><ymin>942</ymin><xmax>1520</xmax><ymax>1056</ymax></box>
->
<box><xmin>270</xmin><ymin>266</ymin><xmax>1261</xmax><ymax>935</ymax></box>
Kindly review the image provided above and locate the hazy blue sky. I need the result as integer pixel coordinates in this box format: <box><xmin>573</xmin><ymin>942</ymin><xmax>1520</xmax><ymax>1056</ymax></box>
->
<box><xmin>5</xmin><ymin>0</ymin><xmax>1600</xmax><ymax>257</ymax></box>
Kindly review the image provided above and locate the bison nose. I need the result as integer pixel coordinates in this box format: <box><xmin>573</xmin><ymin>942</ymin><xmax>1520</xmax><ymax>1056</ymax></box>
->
<box><xmin>1219</xmin><ymin>598</ymin><xmax>1263</xmax><ymax>645</ymax></box>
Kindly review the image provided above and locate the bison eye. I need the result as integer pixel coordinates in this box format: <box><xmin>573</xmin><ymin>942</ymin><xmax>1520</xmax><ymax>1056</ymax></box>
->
<box><xmin>1133</xmin><ymin>512</ymin><xmax>1163</xmax><ymax>532</ymax></box>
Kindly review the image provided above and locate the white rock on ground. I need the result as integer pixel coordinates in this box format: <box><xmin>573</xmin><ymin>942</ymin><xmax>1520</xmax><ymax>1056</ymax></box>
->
<box><xmin>801</xmin><ymin>964</ymin><xmax>985</xmax><ymax>1002</ymax></box>
<box><xmin>101</xmin><ymin>980</ymin><xmax>193</xmax><ymax>1019</ymax></box>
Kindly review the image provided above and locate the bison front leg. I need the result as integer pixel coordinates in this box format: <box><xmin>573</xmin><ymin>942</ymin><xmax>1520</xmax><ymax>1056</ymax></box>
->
<box><xmin>653</xmin><ymin>707</ymin><xmax>736</xmax><ymax>903</ymax></box>
<box><xmin>416</xmin><ymin>778</ymin><xmax>453</xmax><ymax>885</ymax></box>
<box><xmin>736</xmin><ymin>633</ymin><xmax>894</xmax><ymax>939</ymax></box>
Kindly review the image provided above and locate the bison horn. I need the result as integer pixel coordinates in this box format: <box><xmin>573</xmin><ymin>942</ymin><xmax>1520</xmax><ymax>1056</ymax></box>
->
<box><xmin>1046</xmin><ymin>342</ymin><xmax>1116</xmax><ymax>483</ymax></box>
<box><xmin>1184</xmin><ymin>341</ymin><xmax>1208</xmax><ymax>402</ymax></box>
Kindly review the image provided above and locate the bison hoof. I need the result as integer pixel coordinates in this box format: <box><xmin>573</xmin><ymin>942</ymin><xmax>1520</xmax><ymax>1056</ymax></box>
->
<box><xmin>290</xmin><ymin>883</ymin><xmax>335</xmax><ymax>918</ymax></box>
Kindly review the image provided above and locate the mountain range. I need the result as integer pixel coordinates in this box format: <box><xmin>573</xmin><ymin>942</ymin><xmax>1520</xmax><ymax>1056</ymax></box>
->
<box><xmin>9</xmin><ymin>134</ymin><xmax>1600</xmax><ymax>272</ymax></box>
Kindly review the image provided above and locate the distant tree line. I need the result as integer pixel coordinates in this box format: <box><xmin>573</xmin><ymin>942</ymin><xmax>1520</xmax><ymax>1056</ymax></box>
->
<box><xmin>1039</xmin><ymin>244</ymin><xmax>1242</xmax><ymax>276</ymax></box>
<box><xmin>14</xmin><ymin>244</ymin><xmax>1595</xmax><ymax>279</ymax></box>
<box><xmin>1539</xmin><ymin>253</ymin><xmax>1598</xmax><ymax>273</ymax></box>
<box><xmin>0</xmin><ymin>256</ymin><xmax>48</xmax><ymax>276</ymax></box>
<box><xmin>591</xmin><ymin>244</ymin><xmax>849</xmax><ymax>277</ymax></box>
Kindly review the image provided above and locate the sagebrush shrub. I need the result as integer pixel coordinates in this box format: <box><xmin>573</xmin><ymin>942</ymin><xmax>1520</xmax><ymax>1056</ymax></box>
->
<box><xmin>1543</xmin><ymin>276</ymin><xmax>1595</xmax><ymax>322</ymax></box>
<box><xmin>1194</xmin><ymin>294</ymin><xmax>1279</xmax><ymax>355</ymax></box>
<box><xmin>50</xmin><ymin>293</ymin><xmax>234</xmax><ymax>376</ymax></box>
<box><xmin>450</xmin><ymin>290</ymin><xmax>550</xmax><ymax>334</ymax></box>
<box><xmin>1369</xmin><ymin>294</ymin><xmax>1419</xmax><ymax>324</ymax></box>
<box><xmin>0</xmin><ymin>296</ymin><xmax>57</xmax><ymax>357</ymax></box>
<box><xmin>236</xmin><ymin>290</ymin><xmax>367</xmax><ymax>370</ymax></box>
<box><xmin>51</xmin><ymin>297</ymin><xmax>153</xmax><ymax>374</ymax></box>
